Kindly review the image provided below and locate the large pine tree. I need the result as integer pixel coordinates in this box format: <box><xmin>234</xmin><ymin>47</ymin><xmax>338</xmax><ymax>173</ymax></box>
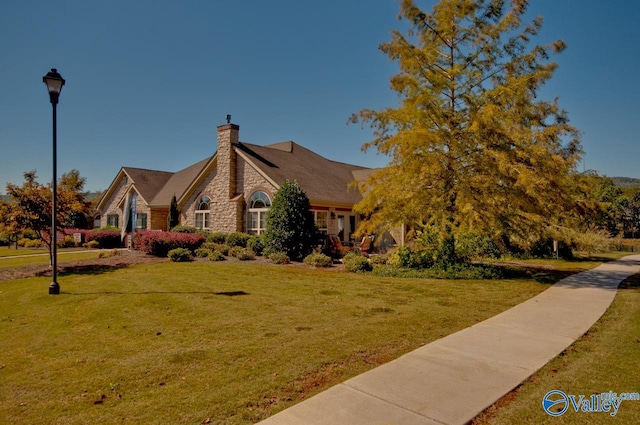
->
<box><xmin>352</xmin><ymin>0</ymin><xmax>582</xmax><ymax>259</ymax></box>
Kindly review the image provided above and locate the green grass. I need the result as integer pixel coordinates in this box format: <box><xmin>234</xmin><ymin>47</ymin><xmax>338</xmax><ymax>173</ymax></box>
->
<box><xmin>0</xmin><ymin>249</ymin><xmax>101</xmax><ymax>268</ymax></box>
<box><xmin>0</xmin><ymin>248</ymin><xmax>48</xmax><ymax>258</ymax></box>
<box><xmin>0</xmin><ymin>261</ymin><xmax>554</xmax><ymax>425</ymax></box>
<box><xmin>473</xmin><ymin>273</ymin><xmax>640</xmax><ymax>425</ymax></box>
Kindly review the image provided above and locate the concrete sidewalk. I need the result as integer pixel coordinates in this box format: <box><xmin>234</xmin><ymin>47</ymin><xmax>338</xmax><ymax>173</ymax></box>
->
<box><xmin>256</xmin><ymin>255</ymin><xmax>640</xmax><ymax>425</ymax></box>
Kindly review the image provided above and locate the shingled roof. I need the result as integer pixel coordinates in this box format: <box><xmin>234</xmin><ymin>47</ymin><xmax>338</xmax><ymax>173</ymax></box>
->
<box><xmin>99</xmin><ymin>137</ymin><xmax>368</xmax><ymax>211</ymax></box>
<box><xmin>236</xmin><ymin>141</ymin><xmax>367</xmax><ymax>205</ymax></box>
<box><xmin>120</xmin><ymin>167</ymin><xmax>173</xmax><ymax>204</ymax></box>
<box><xmin>150</xmin><ymin>156</ymin><xmax>213</xmax><ymax>207</ymax></box>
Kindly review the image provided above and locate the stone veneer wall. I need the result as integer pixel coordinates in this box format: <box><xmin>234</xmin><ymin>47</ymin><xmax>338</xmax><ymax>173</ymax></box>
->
<box><xmin>101</xmin><ymin>177</ymin><xmax>130</xmax><ymax>228</ymax></box>
<box><xmin>100</xmin><ymin>176</ymin><xmax>154</xmax><ymax>231</ymax></box>
<box><xmin>179</xmin><ymin>123</ymin><xmax>275</xmax><ymax>233</ymax></box>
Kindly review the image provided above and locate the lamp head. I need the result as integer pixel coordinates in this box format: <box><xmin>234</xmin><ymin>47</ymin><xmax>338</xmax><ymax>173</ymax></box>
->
<box><xmin>43</xmin><ymin>68</ymin><xmax>65</xmax><ymax>105</ymax></box>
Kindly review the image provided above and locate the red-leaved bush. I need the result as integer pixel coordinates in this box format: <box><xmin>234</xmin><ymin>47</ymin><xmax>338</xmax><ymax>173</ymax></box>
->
<box><xmin>85</xmin><ymin>230</ymin><xmax>122</xmax><ymax>249</ymax></box>
<box><xmin>135</xmin><ymin>231</ymin><xmax>205</xmax><ymax>257</ymax></box>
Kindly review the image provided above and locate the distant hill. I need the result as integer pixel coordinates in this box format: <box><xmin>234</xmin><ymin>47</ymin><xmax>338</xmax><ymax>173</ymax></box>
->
<box><xmin>611</xmin><ymin>177</ymin><xmax>640</xmax><ymax>188</ymax></box>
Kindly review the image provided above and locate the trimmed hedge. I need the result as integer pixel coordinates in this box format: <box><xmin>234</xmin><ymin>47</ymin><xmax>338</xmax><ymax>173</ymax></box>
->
<box><xmin>85</xmin><ymin>230</ymin><xmax>122</xmax><ymax>249</ymax></box>
<box><xmin>135</xmin><ymin>231</ymin><xmax>205</xmax><ymax>257</ymax></box>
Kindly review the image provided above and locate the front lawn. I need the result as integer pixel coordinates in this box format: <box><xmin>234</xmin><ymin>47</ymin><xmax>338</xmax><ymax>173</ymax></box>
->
<box><xmin>0</xmin><ymin>249</ymin><xmax>102</xmax><ymax>269</ymax></box>
<box><xmin>0</xmin><ymin>261</ymin><xmax>555</xmax><ymax>424</ymax></box>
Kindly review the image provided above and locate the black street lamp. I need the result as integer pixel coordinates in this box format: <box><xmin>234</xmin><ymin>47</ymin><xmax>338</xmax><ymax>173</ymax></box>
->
<box><xmin>43</xmin><ymin>68</ymin><xmax>65</xmax><ymax>295</ymax></box>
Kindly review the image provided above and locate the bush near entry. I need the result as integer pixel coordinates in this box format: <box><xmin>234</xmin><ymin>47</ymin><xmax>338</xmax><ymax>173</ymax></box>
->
<box><xmin>135</xmin><ymin>231</ymin><xmax>205</xmax><ymax>257</ymax></box>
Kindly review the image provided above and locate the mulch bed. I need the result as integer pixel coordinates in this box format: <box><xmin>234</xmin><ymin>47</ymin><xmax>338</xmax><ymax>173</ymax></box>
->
<box><xmin>0</xmin><ymin>250</ymin><xmax>345</xmax><ymax>282</ymax></box>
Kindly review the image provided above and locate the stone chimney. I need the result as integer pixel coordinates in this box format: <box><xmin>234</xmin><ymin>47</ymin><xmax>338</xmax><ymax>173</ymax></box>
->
<box><xmin>217</xmin><ymin>121</ymin><xmax>239</xmax><ymax>198</ymax></box>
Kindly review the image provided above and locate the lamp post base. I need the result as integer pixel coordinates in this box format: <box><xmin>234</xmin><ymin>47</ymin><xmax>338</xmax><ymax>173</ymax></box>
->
<box><xmin>49</xmin><ymin>281</ymin><xmax>60</xmax><ymax>295</ymax></box>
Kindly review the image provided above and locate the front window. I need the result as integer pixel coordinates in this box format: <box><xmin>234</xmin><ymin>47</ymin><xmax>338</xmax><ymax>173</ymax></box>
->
<box><xmin>247</xmin><ymin>191</ymin><xmax>271</xmax><ymax>235</ymax></box>
<box><xmin>195</xmin><ymin>195</ymin><xmax>211</xmax><ymax>230</ymax></box>
<box><xmin>136</xmin><ymin>213</ymin><xmax>147</xmax><ymax>230</ymax></box>
<box><xmin>313</xmin><ymin>210</ymin><xmax>328</xmax><ymax>233</ymax></box>
<box><xmin>107</xmin><ymin>214</ymin><xmax>119</xmax><ymax>227</ymax></box>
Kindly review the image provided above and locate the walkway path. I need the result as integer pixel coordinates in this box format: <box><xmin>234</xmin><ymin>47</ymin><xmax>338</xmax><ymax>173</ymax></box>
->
<box><xmin>256</xmin><ymin>255</ymin><xmax>640</xmax><ymax>425</ymax></box>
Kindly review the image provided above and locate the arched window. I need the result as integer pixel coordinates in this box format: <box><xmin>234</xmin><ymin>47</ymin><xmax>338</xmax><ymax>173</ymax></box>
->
<box><xmin>195</xmin><ymin>195</ymin><xmax>211</xmax><ymax>230</ymax></box>
<box><xmin>247</xmin><ymin>191</ymin><xmax>271</xmax><ymax>235</ymax></box>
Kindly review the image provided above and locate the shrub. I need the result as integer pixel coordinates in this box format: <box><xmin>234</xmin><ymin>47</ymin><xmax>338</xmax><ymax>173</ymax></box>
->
<box><xmin>201</xmin><ymin>242</ymin><xmax>230</xmax><ymax>255</ymax></box>
<box><xmin>84</xmin><ymin>240</ymin><xmax>100</xmax><ymax>249</ymax></box>
<box><xmin>247</xmin><ymin>235</ymin><xmax>265</xmax><ymax>256</ymax></box>
<box><xmin>387</xmin><ymin>246</ymin><xmax>434</xmax><ymax>269</ymax></box>
<box><xmin>387</xmin><ymin>246</ymin><xmax>414</xmax><ymax>268</ymax></box>
<box><xmin>369</xmin><ymin>254</ymin><xmax>387</xmax><ymax>265</ymax></box>
<box><xmin>208</xmin><ymin>250</ymin><xmax>225</xmax><ymax>261</ymax></box>
<box><xmin>21</xmin><ymin>229</ymin><xmax>39</xmax><ymax>240</ymax></box>
<box><xmin>24</xmin><ymin>239</ymin><xmax>42</xmax><ymax>248</ymax></box>
<box><xmin>60</xmin><ymin>235</ymin><xmax>76</xmax><ymax>248</ymax></box>
<box><xmin>206</xmin><ymin>232</ymin><xmax>227</xmax><ymax>244</ymax></box>
<box><xmin>343</xmin><ymin>252</ymin><xmax>372</xmax><ymax>272</ymax></box>
<box><xmin>303</xmin><ymin>252</ymin><xmax>332</xmax><ymax>268</ymax></box>
<box><xmin>168</xmin><ymin>248</ymin><xmax>193</xmax><ymax>262</ymax></box>
<box><xmin>194</xmin><ymin>247</ymin><xmax>213</xmax><ymax>258</ymax></box>
<box><xmin>98</xmin><ymin>249</ymin><xmax>121</xmax><ymax>259</ymax></box>
<box><xmin>572</xmin><ymin>229</ymin><xmax>611</xmax><ymax>253</ymax></box>
<box><xmin>456</xmin><ymin>234</ymin><xmax>502</xmax><ymax>259</ymax></box>
<box><xmin>229</xmin><ymin>246</ymin><xmax>255</xmax><ymax>260</ymax></box>
<box><xmin>97</xmin><ymin>225</ymin><xmax>119</xmax><ymax>232</ymax></box>
<box><xmin>86</xmin><ymin>230</ymin><xmax>122</xmax><ymax>249</ymax></box>
<box><xmin>135</xmin><ymin>231</ymin><xmax>205</xmax><ymax>257</ymax></box>
<box><xmin>225</xmin><ymin>232</ymin><xmax>252</xmax><ymax>248</ymax></box>
<box><xmin>170</xmin><ymin>225</ymin><xmax>199</xmax><ymax>233</ymax></box>
<box><xmin>268</xmin><ymin>252</ymin><xmax>290</xmax><ymax>264</ymax></box>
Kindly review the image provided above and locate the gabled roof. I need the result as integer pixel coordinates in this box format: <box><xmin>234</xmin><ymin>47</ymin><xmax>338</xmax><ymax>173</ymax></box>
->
<box><xmin>122</xmin><ymin>167</ymin><xmax>174</xmax><ymax>204</ymax></box>
<box><xmin>96</xmin><ymin>167</ymin><xmax>173</xmax><ymax>211</ymax></box>
<box><xmin>151</xmin><ymin>156</ymin><xmax>213</xmax><ymax>207</ymax></box>
<box><xmin>99</xmin><ymin>137</ymin><xmax>369</xmax><ymax>211</ymax></box>
<box><xmin>236</xmin><ymin>141</ymin><xmax>368</xmax><ymax>205</ymax></box>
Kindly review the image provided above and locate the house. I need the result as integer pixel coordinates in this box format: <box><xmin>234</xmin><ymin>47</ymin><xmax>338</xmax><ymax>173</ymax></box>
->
<box><xmin>96</xmin><ymin>120</ymin><xmax>370</xmax><ymax>243</ymax></box>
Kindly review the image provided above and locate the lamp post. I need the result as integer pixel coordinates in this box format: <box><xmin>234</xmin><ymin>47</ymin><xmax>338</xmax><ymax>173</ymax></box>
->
<box><xmin>43</xmin><ymin>68</ymin><xmax>65</xmax><ymax>295</ymax></box>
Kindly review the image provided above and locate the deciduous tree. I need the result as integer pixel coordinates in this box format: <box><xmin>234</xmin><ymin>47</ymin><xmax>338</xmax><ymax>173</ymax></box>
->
<box><xmin>351</xmin><ymin>0</ymin><xmax>582</xmax><ymax>261</ymax></box>
<box><xmin>4</xmin><ymin>170</ymin><xmax>88</xmax><ymax>262</ymax></box>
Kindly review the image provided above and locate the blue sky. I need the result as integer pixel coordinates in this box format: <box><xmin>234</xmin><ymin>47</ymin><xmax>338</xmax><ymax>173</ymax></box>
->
<box><xmin>1</xmin><ymin>0</ymin><xmax>639</xmax><ymax>194</ymax></box>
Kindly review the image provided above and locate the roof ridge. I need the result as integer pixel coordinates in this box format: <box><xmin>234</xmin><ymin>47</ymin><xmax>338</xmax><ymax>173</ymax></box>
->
<box><xmin>123</xmin><ymin>166</ymin><xmax>174</xmax><ymax>175</ymax></box>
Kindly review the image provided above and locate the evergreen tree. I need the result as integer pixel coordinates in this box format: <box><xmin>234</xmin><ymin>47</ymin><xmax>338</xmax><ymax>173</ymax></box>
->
<box><xmin>263</xmin><ymin>180</ymin><xmax>316</xmax><ymax>260</ymax></box>
<box><xmin>351</xmin><ymin>0</ymin><xmax>582</xmax><ymax>261</ymax></box>
<box><xmin>168</xmin><ymin>194</ymin><xmax>180</xmax><ymax>230</ymax></box>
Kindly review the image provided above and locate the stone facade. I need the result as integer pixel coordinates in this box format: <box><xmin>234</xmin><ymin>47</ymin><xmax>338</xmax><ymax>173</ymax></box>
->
<box><xmin>179</xmin><ymin>124</ymin><xmax>279</xmax><ymax>233</ymax></box>
<box><xmin>101</xmin><ymin>176</ymin><xmax>129</xmax><ymax>228</ymax></box>
<box><xmin>98</xmin><ymin>122</ymin><xmax>365</xmax><ymax>240</ymax></box>
<box><xmin>99</xmin><ymin>174</ymin><xmax>153</xmax><ymax>231</ymax></box>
